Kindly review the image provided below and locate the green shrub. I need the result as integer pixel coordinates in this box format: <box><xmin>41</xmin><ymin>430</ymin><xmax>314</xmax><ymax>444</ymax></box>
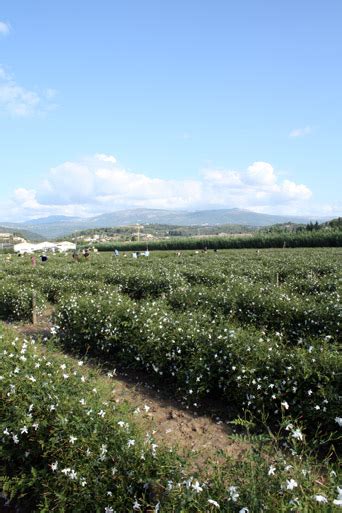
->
<box><xmin>0</xmin><ymin>280</ymin><xmax>46</xmax><ymax>322</ymax></box>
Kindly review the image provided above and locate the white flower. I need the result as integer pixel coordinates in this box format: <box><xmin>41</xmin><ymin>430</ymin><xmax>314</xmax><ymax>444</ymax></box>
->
<box><xmin>268</xmin><ymin>465</ymin><xmax>276</xmax><ymax>476</ymax></box>
<box><xmin>98</xmin><ymin>410</ymin><xmax>106</xmax><ymax>417</ymax></box>
<box><xmin>314</xmin><ymin>495</ymin><xmax>328</xmax><ymax>503</ymax></box>
<box><xmin>69</xmin><ymin>469</ymin><xmax>77</xmax><ymax>480</ymax></box>
<box><xmin>133</xmin><ymin>500</ymin><xmax>141</xmax><ymax>510</ymax></box>
<box><xmin>286</xmin><ymin>479</ymin><xmax>298</xmax><ymax>490</ymax></box>
<box><xmin>228</xmin><ymin>485</ymin><xmax>239</xmax><ymax>502</ymax></box>
<box><xmin>291</xmin><ymin>428</ymin><xmax>303</xmax><ymax>441</ymax></box>
<box><xmin>192</xmin><ymin>480</ymin><xmax>203</xmax><ymax>493</ymax></box>
<box><xmin>20</xmin><ymin>426</ymin><xmax>28</xmax><ymax>434</ymax></box>
<box><xmin>281</xmin><ymin>401</ymin><xmax>289</xmax><ymax>410</ymax></box>
<box><xmin>51</xmin><ymin>461</ymin><xmax>58</xmax><ymax>472</ymax></box>
<box><xmin>335</xmin><ymin>417</ymin><xmax>342</xmax><ymax>427</ymax></box>
<box><xmin>105</xmin><ymin>507</ymin><xmax>114</xmax><ymax>513</ymax></box>
<box><xmin>80</xmin><ymin>478</ymin><xmax>87</xmax><ymax>487</ymax></box>
<box><xmin>3</xmin><ymin>428</ymin><xmax>9</xmax><ymax>436</ymax></box>
<box><xmin>208</xmin><ymin>499</ymin><xmax>220</xmax><ymax>508</ymax></box>
<box><xmin>12</xmin><ymin>434</ymin><xmax>19</xmax><ymax>444</ymax></box>
<box><xmin>100</xmin><ymin>444</ymin><xmax>108</xmax><ymax>455</ymax></box>
<box><xmin>333</xmin><ymin>486</ymin><xmax>342</xmax><ymax>506</ymax></box>
<box><xmin>127</xmin><ymin>439</ymin><xmax>135</xmax><ymax>447</ymax></box>
<box><xmin>69</xmin><ymin>435</ymin><xmax>78</xmax><ymax>444</ymax></box>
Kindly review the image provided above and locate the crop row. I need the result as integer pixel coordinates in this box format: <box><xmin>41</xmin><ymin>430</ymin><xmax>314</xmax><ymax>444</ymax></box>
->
<box><xmin>1</xmin><ymin>250</ymin><xmax>340</xmax><ymax>342</ymax></box>
<box><xmin>54</xmin><ymin>293</ymin><xmax>342</xmax><ymax>444</ymax></box>
<box><xmin>1</xmin><ymin>327</ymin><xmax>341</xmax><ymax>512</ymax></box>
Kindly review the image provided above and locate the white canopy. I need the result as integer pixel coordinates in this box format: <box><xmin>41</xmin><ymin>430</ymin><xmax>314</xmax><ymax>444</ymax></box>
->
<box><xmin>35</xmin><ymin>242</ymin><xmax>57</xmax><ymax>250</ymax></box>
<box><xmin>14</xmin><ymin>240</ymin><xmax>76</xmax><ymax>254</ymax></box>
<box><xmin>56</xmin><ymin>241</ymin><xmax>76</xmax><ymax>252</ymax></box>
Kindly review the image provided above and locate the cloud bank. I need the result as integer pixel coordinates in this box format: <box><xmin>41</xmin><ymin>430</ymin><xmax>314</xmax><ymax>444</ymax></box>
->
<box><xmin>0</xmin><ymin>154</ymin><xmax>315</xmax><ymax>221</ymax></box>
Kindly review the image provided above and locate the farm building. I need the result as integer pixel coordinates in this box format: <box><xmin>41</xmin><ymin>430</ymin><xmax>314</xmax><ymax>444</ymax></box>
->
<box><xmin>13</xmin><ymin>241</ymin><xmax>76</xmax><ymax>254</ymax></box>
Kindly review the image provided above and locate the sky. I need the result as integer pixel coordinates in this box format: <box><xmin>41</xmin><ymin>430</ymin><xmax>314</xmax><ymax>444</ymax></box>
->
<box><xmin>0</xmin><ymin>0</ymin><xmax>341</xmax><ymax>221</ymax></box>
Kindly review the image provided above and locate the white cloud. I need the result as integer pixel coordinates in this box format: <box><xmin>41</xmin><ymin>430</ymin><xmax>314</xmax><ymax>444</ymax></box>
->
<box><xmin>0</xmin><ymin>66</ymin><xmax>56</xmax><ymax>117</ymax></box>
<box><xmin>247</xmin><ymin>162</ymin><xmax>276</xmax><ymax>186</ymax></box>
<box><xmin>289</xmin><ymin>126</ymin><xmax>313</xmax><ymax>138</ymax></box>
<box><xmin>0</xmin><ymin>21</ymin><xmax>10</xmax><ymax>36</ymax></box>
<box><xmin>0</xmin><ymin>154</ymin><xmax>316</xmax><ymax>221</ymax></box>
<box><xmin>95</xmin><ymin>153</ymin><xmax>117</xmax><ymax>164</ymax></box>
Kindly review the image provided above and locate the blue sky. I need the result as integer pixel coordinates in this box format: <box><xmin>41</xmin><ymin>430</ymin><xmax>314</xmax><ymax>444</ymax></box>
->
<box><xmin>0</xmin><ymin>0</ymin><xmax>341</xmax><ymax>221</ymax></box>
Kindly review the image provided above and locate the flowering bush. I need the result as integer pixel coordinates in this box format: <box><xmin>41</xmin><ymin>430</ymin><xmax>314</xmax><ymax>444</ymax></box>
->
<box><xmin>0</xmin><ymin>279</ymin><xmax>46</xmax><ymax>321</ymax></box>
<box><xmin>0</xmin><ymin>327</ymin><xmax>183</xmax><ymax>511</ymax></box>
<box><xmin>55</xmin><ymin>295</ymin><xmax>342</xmax><ymax>444</ymax></box>
<box><xmin>1</xmin><ymin>326</ymin><xmax>341</xmax><ymax>512</ymax></box>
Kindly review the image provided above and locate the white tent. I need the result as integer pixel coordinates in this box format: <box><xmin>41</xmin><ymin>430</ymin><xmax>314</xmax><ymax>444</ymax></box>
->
<box><xmin>56</xmin><ymin>241</ymin><xmax>76</xmax><ymax>252</ymax></box>
<box><xmin>35</xmin><ymin>242</ymin><xmax>58</xmax><ymax>251</ymax></box>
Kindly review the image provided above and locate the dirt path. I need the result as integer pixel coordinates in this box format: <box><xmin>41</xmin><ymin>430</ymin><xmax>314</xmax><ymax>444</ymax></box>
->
<box><xmin>108</xmin><ymin>370</ymin><xmax>247</xmax><ymax>467</ymax></box>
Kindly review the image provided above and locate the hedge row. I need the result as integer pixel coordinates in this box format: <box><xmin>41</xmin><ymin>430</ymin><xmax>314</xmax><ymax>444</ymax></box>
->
<box><xmin>55</xmin><ymin>295</ymin><xmax>342</xmax><ymax>444</ymax></box>
<box><xmin>95</xmin><ymin>230</ymin><xmax>342</xmax><ymax>252</ymax></box>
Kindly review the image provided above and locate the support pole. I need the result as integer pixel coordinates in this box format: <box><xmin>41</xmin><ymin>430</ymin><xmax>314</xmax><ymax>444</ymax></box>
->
<box><xmin>32</xmin><ymin>291</ymin><xmax>37</xmax><ymax>325</ymax></box>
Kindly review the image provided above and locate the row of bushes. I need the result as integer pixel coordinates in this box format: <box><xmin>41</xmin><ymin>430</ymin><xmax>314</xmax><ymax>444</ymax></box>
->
<box><xmin>0</xmin><ymin>325</ymin><xmax>181</xmax><ymax>512</ymax></box>
<box><xmin>1</xmin><ymin>272</ymin><xmax>339</xmax><ymax>342</ymax></box>
<box><xmin>2</xmin><ymin>326</ymin><xmax>341</xmax><ymax>512</ymax></box>
<box><xmin>0</xmin><ymin>280</ymin><xmax>46</xmax><ymax>321</ymax></box>
<box><xmin>167</xmin><ymin>281</ymin><xmax>341</xmax><ymax>341</ymax></box>
<box><xmin>55</xmin><ymin>294</ymin><xmax>342</xmax><ymax>444</ymax></box>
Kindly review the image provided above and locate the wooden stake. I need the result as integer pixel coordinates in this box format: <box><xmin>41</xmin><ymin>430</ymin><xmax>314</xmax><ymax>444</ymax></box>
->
<box><xmin>32</xmin><ymin>291</ymin><xmax>37</xmax><ymax>325</ymax></box>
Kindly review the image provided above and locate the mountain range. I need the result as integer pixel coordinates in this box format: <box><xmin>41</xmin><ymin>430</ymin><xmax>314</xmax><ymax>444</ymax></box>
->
<box><xmin>0</xmin><ymin>208</ymin><xmax>330</xmax><ymax>239</ymax></box>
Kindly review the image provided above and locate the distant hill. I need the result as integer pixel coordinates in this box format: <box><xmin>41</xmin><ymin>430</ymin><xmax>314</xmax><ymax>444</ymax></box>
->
<box><xmin>25</xmin><ymin>215</ymin><xmax>81</xmax><ymax>225</ymax></box>
<box><xmin>0</xmin><ymin>225</ymin><xmax>44</xmax><ymax>242</ymax></box>
<box><xmin>0</xmin><ymin>209</ymin><xmax>331</xmax><ymax>239</ymax></box>
<box><xmin>61</xmin><ymin>222</ymin><xmax>257</xmax><ymax>243</ymax></box>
